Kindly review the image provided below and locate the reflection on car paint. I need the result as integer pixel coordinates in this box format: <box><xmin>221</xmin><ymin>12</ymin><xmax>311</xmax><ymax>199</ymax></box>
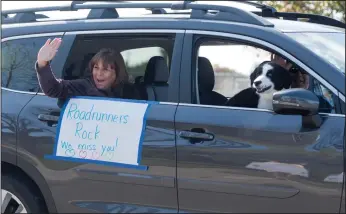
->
<box><xmin>177</xmin><ymin>177</ymin><xmax>299</xmax><ymax>199</ymax></box>
<box><xmin>305</xmin><ymin>131</ymin><xmax>344</xmax><ymax>152</ymax></box>
<box><xmin>246</xmin><ymin>161</ymin><xmax>309</xmax><ymax>178</ymax></box>
<box><xmin>72</xmin><ymin>201</ymin><xmax>180</xmax><ymax>213</ymax></box>
<box><xmin>323</xmin><ymin>172</ymin><xmax>344</xmax><ymax>183</ymax></box>
<box><xmin>178</xmin><ymin>138</ymin><xmax>268</xmax><ymax>150</ymax></box>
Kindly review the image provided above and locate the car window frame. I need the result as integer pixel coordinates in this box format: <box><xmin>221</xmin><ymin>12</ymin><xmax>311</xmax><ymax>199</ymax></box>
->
<box><xmin>55</xmin><ymin>29</ymin><xmax>185</xmax><ymax>103</ymax></box>
<box><xmin>179</xmin><ymin>30</ymin><xmax>345</xmax><ymax>117</ymax></box>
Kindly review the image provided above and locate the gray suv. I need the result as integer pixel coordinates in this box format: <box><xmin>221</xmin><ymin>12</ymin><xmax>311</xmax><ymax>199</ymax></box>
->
<box><xmin>1</xmin><ymin>1</ymin><xmax>345</xmax><ymax>213</ymax></box>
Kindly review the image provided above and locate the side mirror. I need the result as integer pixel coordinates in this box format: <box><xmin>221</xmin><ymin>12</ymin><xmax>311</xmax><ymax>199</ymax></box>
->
<box><xmin>273</xmin><ymin>88</ymin><xmax>322</xmax><ymax>128</ymax></box>
<box><xmin>273</xmin><ymin>88</ymin><xmax>319</xmax><ymax>116</ymax></box>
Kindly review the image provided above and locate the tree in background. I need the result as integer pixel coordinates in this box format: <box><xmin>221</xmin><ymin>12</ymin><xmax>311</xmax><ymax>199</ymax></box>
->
<box><xmin>259</xmin><ymin>1</ymin><xmax>345</xmax><ymax>23</ymax></box>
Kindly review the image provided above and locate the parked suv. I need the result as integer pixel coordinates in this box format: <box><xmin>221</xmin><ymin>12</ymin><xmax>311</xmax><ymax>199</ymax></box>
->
<box><xmin>2</xmin><ymin>1</ymin><xmax>345</xmax><ymax>213</ymax></box>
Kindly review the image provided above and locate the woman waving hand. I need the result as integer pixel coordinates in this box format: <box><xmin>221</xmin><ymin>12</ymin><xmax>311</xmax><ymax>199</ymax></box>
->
<box><xmin>36</xmin><ymin>38</ymin><xmax>139</xmax><ymax>99</ymax></box>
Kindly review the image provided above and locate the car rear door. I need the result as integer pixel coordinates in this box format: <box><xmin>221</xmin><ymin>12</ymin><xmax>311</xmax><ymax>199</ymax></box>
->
<box><xmin>2</xmin><ymin>34</ymin><xmax>56</xmax><ymax>171</ymax></box>
<box><xmin>175</xmin><ymin>31</ymin><xmax>345</xmax><ymax>213</ymax></box>
<box><xmin>16</xmin><ymin>30</ymin><xmax>184</xmax><ymax>213</ymax></box>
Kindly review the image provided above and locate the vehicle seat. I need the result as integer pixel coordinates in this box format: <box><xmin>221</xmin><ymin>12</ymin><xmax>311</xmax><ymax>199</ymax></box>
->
<box><xmin>142</xmin><ymin>56</ymin><xmax>170</xmax><ymax>101</ymax></box>
<box><xmin>80</xmin><ymin>53</ymin><xmax>96</xmax><ymax>78</ymax></box>
<box><xmin>198</xmin><ymin>57</ymin><xmax>228</xmax><ymax>106</ymax></box>
<box><xmin>135</xmin><ymin>76</ymin><xmax>143</xmax><ymax>85</ymax></box>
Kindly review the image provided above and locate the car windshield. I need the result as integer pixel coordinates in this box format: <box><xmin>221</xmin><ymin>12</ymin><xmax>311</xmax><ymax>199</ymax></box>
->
<box><xmin>285</xmin><ymin>32</ymin><xmax>345</xmax><ymax>74</ymax></box>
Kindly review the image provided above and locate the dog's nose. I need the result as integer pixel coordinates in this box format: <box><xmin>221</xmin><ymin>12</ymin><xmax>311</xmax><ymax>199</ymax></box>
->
<box><xmin>254</xmin><ymin>81</ymin><xmax>262</xmax><ymax>87</ymax></box>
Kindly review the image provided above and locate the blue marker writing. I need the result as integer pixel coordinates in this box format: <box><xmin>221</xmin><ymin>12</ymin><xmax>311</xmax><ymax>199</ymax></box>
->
<box><xmin>61</xmin><ymin>141</ymin><xmax>72</xmax><ymax>149</ymax></box>
<box><xmin>75</xmin><ymin>123</ymin><xmax>100</xmax><ymax>140</ymax></box>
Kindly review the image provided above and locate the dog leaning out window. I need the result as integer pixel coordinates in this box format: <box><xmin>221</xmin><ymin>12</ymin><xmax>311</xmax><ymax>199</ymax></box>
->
<box><xmin>225</xmin><ymin>60</ymin><xmax>292</xmax><ymax>111</ymax></box>
<box><xmin>225</xmin><ymin>55</ymin><xmax>334</xmax><ymax>113</ymax></box>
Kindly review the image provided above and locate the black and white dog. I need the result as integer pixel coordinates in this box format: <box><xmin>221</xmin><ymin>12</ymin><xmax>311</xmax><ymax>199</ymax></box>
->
<box><xmin>225</xmin><ymin>61</ymin><xmax>292</xmax><ymax>110</ymax></box>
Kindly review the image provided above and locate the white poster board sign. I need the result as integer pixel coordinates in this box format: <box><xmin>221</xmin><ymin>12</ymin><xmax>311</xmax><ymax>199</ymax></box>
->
<box><xmin>45</xmin><ymin>96</ymin><xmax>151</xmax><ymax>170</ymax></box>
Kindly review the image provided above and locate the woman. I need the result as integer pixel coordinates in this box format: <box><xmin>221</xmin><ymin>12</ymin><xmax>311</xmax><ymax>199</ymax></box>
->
<box><xmin>36</xmin><ymin>38</ymin><xmax>140</xmax><ymax>99</ymax></box>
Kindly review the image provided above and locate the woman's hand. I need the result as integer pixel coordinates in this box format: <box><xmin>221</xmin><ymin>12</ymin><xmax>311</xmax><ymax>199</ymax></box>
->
<box><xmin>271</xmin><ymin>53</ymin><xmax>292</xmax><ymax>71</ymax></box>
<box><xmin>37</xmin><ymin>38</ymin><xmax>62</xmax><ymax>68</ymax></box>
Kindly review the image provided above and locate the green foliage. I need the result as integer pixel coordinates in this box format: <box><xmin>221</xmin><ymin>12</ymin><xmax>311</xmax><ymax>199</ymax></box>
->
<box><xmin>259</xmin><ymin>1</ymin><xmax>345</xmax><ymax>22</ymax></box>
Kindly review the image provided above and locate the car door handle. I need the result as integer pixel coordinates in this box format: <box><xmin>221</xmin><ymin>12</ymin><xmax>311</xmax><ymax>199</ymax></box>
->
<box><xmin>179</xmin><ymin>130</ymin><xmax>214</xmax><ymax>141</ymax></box>
<box><xmin>38</xmin><ymin>114</ymin><xmax>59</xmax><ymax>122</ymax></box>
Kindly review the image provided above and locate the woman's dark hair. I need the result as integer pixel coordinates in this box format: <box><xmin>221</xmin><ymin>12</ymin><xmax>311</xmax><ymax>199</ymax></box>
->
<box><xmin>88</xmin><ymin>48</ymin><xmax>129</xmax><ymax>86</ymax></box>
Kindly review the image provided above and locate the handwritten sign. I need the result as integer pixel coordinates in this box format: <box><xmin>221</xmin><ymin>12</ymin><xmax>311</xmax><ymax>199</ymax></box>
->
<box><xmin>45</xmin><ymin>96</ymin><xmax>151</xmax><ymax>170</ymax></box>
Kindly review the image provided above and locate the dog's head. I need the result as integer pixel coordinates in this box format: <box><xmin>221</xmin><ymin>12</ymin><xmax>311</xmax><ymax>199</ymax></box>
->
<box><xmin>250</xmin><ymin>61</ymin><xmax>292</xmax><ymax>95</ymax></box>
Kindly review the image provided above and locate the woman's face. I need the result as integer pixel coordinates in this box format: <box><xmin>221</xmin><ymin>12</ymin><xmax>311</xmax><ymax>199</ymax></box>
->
<box><xmin>92</xmin><ymin>60</ymin><xmax>116</xmax><ymax>90</ymax></box>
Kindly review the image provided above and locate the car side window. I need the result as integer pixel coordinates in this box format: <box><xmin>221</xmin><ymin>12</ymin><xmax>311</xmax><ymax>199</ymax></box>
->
<box><xmin>61</xmin><ymin>34</ymin><xmax>175</xmax><ymax>102</ymax></box>
<box><xmin>1</xmin><ymin>37</ymin><xmax>52</xmax><ymax>92</ymax></box>
<box><xmin>121</xmin><ymin>47</ymin><xmax>170</xmax><ymax>83</ymax></box>
<box><xmin>198</xmin><ymin>41</ymin><xmax>272</xmax><ymax>99</ymax></box>
<box><xmin>194</xmin><ymin>37</ymin><xmax>337</xmax><ymax>113</ymax></box>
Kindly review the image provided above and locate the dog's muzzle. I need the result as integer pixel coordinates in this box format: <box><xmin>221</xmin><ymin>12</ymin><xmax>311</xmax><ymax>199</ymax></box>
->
<box><xmin>256</xmin><ymin>85</ymin><xmax>272</xmax><ymax>93</ymax></box>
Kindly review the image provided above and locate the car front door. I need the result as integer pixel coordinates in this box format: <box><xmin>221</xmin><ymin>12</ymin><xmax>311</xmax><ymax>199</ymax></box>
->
<box><xmin>175</xmin><ymin>31</ymin><xmax>345</xmax><ymax>213</ymax></box>
<box><xmin>16</xmin><ymin>30</ymin><xmax>184</xmax><ymax>213</ymax></box>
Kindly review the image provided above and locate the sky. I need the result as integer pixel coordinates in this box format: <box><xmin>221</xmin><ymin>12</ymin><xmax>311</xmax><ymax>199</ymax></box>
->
<box><xmin>1</xmin><ymin>1</ymin><xmax>266</xmax><ymax>76</ymax></box>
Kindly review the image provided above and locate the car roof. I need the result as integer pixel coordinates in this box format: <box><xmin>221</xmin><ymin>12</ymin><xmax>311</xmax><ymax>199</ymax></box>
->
<box><xmin>268</xmin><ymin>18</ymin><xmax>345</xmax><ymax>33</ymax></box>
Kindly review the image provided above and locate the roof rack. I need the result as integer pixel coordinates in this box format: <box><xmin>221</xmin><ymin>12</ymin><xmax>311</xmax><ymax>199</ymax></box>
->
<box><xmin>254</xmin><ymin>11</ymin><xmax>346</xmax><ymax>29</ymax></box>
<box><xmin>1</xmin><ymin>1</ymin><xmax>273</xmax><ymax>27</ymax></box>
<box><xmin>240</xmin><ymin>1</ymin><xmax>277</xmax><ymax>17</ymax></box>
<box><xmin>2</xmin><ymin>13</ymin><xmax>50</xmax><ymax>24</ymax></box>
<box><xmin>146</xmin><ymin>8</ymin><xmax>167</xmax><ymax>15</ymax></box>
<box><xmin>144</xmin><ymin>1</ymin><xmax>345</xmax><ymax>29</ymax></box>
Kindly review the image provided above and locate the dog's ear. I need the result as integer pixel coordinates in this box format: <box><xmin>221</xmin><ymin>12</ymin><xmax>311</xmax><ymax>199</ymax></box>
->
<box><xmin>272</xmin><ymin>64</ymin><xmax>293</xmax><ymax>91</ymax></box>
<box><xmin>282</xmin><ymin>68</ymin><xmax>292</xmax><ymax>89</ymax></box>
<box><xmin>250</xmin><ymin>67</ymin><xmax>258</xmax><ymax>86</ymax></box>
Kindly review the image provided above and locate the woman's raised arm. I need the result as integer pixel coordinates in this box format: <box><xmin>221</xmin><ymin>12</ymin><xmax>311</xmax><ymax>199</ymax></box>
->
<box><xmin>35</xmin><ymin>38</ymin><xmax>88</xmax><ymax>98</ymax></box>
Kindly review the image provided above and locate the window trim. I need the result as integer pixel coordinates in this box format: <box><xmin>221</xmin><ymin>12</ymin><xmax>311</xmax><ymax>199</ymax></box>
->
<box><xmin>1</xmin><ymin>87</ymin><xmax>38</xmax><ymax>95</ymax></box>
<box><xmin>178</xmin><ymin>103</ymin><xmax>345</xmax><ymax>118</ymax></box>
<box><xmin>1</xmin><ymin>32</ymin><xmax>64</xmax><ymax>42</ymax></box>
<box><xmin>185</xmin><ymin>30</ymin><xmax>345</xmax><ymax>117</ymax></box>
<box><xmin>64</xmin><ymin>29</ymin><xmax>185</xmax><ymax>35</ymax></box>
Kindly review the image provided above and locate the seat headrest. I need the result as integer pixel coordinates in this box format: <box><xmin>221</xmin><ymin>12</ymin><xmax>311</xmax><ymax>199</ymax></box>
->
<box><xmin>198</xmin><ymin>57</ymin><xmax>215</xmax><ymax>92</ymax></box>
<box><xmin>144</xmin><ymin>56</ymin><xmax>169</xmax><ymax>84</ymax></box>
<box><xmin>135</xmin><ymin>76</ymin><xmax>143</xmax><ymax>84</ymax></box>
<box><xmin>81</xmin><ymin>53</ymin><xmax>96</xmax><ymax>77</ymax></box>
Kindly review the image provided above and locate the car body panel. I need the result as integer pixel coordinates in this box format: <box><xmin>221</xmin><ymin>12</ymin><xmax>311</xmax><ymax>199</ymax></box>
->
<box><xmin>1</xmin><ymin>90</ymin><xmax>35</xmax><ymax>165</ymax></box>
<box><xmin>175</xmin><ymin>105</ymin><xmax>345</xmax><ymax>213</ymax></box>
<box><xmin>342</xmin><ymin>176</ymin><xmax>346</xmax><ymax>213</ymax></box>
